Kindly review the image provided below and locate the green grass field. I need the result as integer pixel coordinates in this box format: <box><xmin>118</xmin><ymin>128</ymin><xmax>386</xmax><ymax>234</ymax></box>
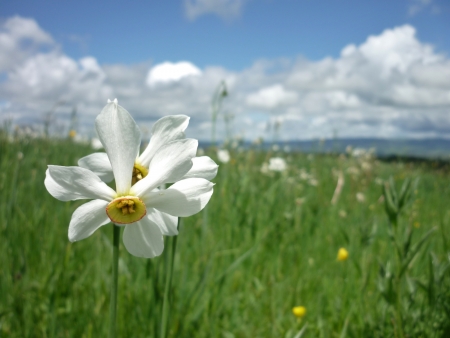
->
<box><xmin>1</xmin><ymin>134</ymin><xmax>450</xmax><ymax>337</ymax></box>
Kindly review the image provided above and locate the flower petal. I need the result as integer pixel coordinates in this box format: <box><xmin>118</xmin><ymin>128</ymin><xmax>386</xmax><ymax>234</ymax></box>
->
<box><xmin>45</xmin><ymin>165</ymin><xmax>116</xmax><ymax>201</ymax></box>
<box><xmin>138</xmin><ymin>115</ymin><xmax>189</xmax><ymax>167</ymax></box>
<box><xmin>123</xmin><ymin>216</ymin><xmax>164</xmax><ymax>258</ymax></box>
<box><xmin>131</xmin><ymin>139</ymin><xmax>197</xmax><ymax>196</ymax></box>
<box><xmin>180</xmin><ymin>156</ymin><xmax>218</xmax><ymax>181</ymax></box>
<box><xmin>148</xmin><ymin>208</ymin><xmax>178</xmax><ymax>236</ymax></box>
<box><xmin>143</xmin><ymin>178</ymin><xmax>214</xmax><ymax>217</ymax></box>
<box><xmin>68</xmin><ymin>199</ymin><xmax>110</xmax><ymax>242</ymax></box>
<box><xmin>78</xmin><ymin>152</ymin><xmax>114</xmax><ymax>183</ymax></box>
<box><xmin>95</xmin><ymin>100</ymin><xmax>141</xmax><ymax>195</ymax></box>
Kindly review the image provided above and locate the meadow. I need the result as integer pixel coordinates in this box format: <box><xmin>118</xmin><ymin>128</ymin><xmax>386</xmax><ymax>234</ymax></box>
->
<box><xmin>1</xmin><ymin>132</ymin><xmax>450</xmax><ymax>337</ymax></box>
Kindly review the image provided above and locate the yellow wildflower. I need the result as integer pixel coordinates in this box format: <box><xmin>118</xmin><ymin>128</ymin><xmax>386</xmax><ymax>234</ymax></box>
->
<box><xmin>337</xmin><ymin>248</ymin><xmax>349</xmax><ymax>261</ymax></box>
<box><xmin>292</xmin><ymin>306</ymin><xmax>306</xmax><ymax>318</ymax></box>
<box><xmin>69</xmin><ymin>130</ymin><xmax>76</xmax><ymax>138</ymax></box>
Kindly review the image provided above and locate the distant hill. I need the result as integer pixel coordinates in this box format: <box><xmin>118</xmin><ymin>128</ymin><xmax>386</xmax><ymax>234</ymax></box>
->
<box><xmin>284</xmin><ymin>138</ymin><xmax>450</xmax><ymax>159</ymax></box>
<box><xmin>200</xmin><ymin>138</ymin><xmax>450</xmax><ymax>159</ymax></box>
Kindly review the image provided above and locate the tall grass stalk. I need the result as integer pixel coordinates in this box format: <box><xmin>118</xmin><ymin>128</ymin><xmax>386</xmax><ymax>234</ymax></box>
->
<box><xmin>211</xmin><ymin>81</ymin><xmax>227</xmax><ymax>147</ymax></box>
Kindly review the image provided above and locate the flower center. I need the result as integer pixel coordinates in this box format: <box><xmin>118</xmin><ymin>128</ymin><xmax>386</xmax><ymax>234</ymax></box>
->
<box><xmin>132</xmin><ymin>162</ymin><xmax>149</xmax><ymax>185</ymax></box>
<box><xmin>106</xmin><ymin>196</ymin><xmax>147</xmax><ymax>224</ymax></box>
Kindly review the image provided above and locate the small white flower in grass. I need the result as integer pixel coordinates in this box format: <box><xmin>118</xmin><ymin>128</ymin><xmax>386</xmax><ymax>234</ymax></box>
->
<box><xmin>375</xmin><ymin>177</ymin><xmax>384</xmax><ymax>185</ymax></box>
<box><xmin>80</xmin><ymin>115</ymin><xmax>218</xmax><ymax>185</ymax></box>
<box><xmin>260</xmin><ymin>162</ymin><xmax>269</xmax><ymax>174</ymax></box>
<box><xmin>308</xmin><ymin>178</ymin><xmax>319</xmax><ymax>186</ymax></box>
<box><xmin>356</xmin><ymin>192</ymin><xmax>366</xmax><ymax>203</ymax></box>
<box><xmin>217</xmin><ymin>149</ymin><xmax>230</xmax><ymax>163</ymax></box>
<box><xmin>268</xmin><ymin>157</ymin><xmax>287</xmax><ymax>172</ymax></box>
<box><xmin>91</xmin><ymin>138</ymin><xmax>103</xmax><ymax>150</ymax></box>
<box><xmin>45</xmin><ymin>99</ymin><xmax>215</xmax><ymax>258</ymax></box>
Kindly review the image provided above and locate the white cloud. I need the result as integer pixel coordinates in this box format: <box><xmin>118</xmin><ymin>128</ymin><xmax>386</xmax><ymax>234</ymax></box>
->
<box><xmin>184</xmin><ymin>0</ymin><xmax>247</xmax><ymax>21</ymax></box>
<box><xmin>0</xmin><ymin>16</ymin><xmax>54</xmax><ymax>72</ymax></box>
<box><xmin>1</xmin><ymin>17</ymin><xmax>450</xmax><ymax>141</ymax></box>
<box><xmin>246</xmin><ymin>84</ymin><xmax>298</xmax><ymax>110</ymax></box>
<box><xmin>5</xmin><ymin>52</ymin><xmax>108</xmax><ymax>105</ymax></box>
<box><xmin>408</xmin><ymin>0</ymin><xmax>438</xmax><ymax>16</ymax></box>
<box><xmin>358</xmin><ymin>25</ymin><xmax>439</xmax><ymax>75</ymax></box>
<box><xmin>146</xmin><ymin>61</ymin><xmax>202</xmax><ymax>86</ymax></box>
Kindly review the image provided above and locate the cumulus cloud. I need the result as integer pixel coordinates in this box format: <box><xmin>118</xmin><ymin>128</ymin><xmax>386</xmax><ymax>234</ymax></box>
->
<box><xmin>246</xmin><ymin>84</ymin><xmax>298</xmax><ymax>110</ymax></box>
<box><xmin>184</xmin><ymin>0</ymin><xmax>247</xmax><ymax>21</ymax></box>
<box><xmin>146</xmin><ymin>61</ymin><xmax>202</xmax><ymax>86</ymax></box>
<box><xmin>3</xmin><ymin>52</ymin><xmax>110</xmax><ymax>119</ymax></box>
<box><xmin>0</xmin><ymin>16</ymin><xmax>54</xmax><ymax>72</ymax></box>
<box><xmin>1</xmin><ymin>16</ymin><xmax>450</xmax><ymax>141</ymax></box>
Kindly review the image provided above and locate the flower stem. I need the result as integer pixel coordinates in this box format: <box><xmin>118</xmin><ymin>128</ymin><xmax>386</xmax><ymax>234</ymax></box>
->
<box><xmin>109</xmin><ymin>224</ymin><xmax>120</xmax><ymax>338</ymax></box>
<box><xmin>160</xmin><ymin>218</ymin><xmax>180</xmax><ymax>338</ymax></box>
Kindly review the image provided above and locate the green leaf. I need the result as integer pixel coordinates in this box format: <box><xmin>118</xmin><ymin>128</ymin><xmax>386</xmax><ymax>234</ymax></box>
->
<box><xmin>383</xmin><ymin>182</ymin><xmax>398</xmax><ymax>224</ymax></box>
<box><xmin>398</xmin><ymin>178</ymin><xmax>411</xmax><ymax>211</ymax></box>
<box><xmin>215</xmin><ymin>246</ymin><xmax>256</xmax><ymax>284</ymax></box>
<box><xmin>427</xmin><ymin>253</ymin><xmax>435</xmax><ymax>306</ymax></box>
<box><xmin>293</xmin><ymin>324</ymin><xmax>308</xmax><ymax>338</ymax></box>
<box><xmin>389</xmin><ymin>176</ymin><xmax>398</xmax><ymax>206</ymax></box>
<box><xmin>403</xmin><ymin>226</ymin><xmax>413</xmax><ymax>257</ymax></box>
<box><xmin>399</xmin><ymin>227</ymin><xmax>436</xmax><ymax>278</ymax></box>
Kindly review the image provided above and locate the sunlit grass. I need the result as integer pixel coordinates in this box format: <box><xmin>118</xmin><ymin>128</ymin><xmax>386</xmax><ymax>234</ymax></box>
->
<box><xmin>1</xmin><ymin>134</ymin><xmax>449</xmax><ymax>337</ymax></box>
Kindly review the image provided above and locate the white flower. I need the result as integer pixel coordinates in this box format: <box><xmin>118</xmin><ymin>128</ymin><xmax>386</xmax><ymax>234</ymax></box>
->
<box><xmin>217</xmin><ymin>149</ymin><xmax>230</xmax><ymax>163</ymax></box>
<box><xmin>308</xmin><ymin>178</ymin><xmax>319</xmax><ymax>186</ymax></box>
<box><xmin>260</xmin><ymin>162</ymin><xmax>269</xmax><ymax>174</ymax></box>
<box><xmin>73</xmin><ymin>134</ymin><xmax>88</xmax><ymax>145</ymax></box>
<box><xmin>351</xmin><ymin>148</ymin><xmax>366</xmax><ymax>158</ymax></box>
<box><xmin>91</xmin><ymin>138</ymin><xmax>103</xmax><ymax>150</ymax></box>
<box><xmin>45</xmin><ymin>99</ymin><xmax>214</xmax><ymax>258</ymax></box>
<box><xmin>375</xmin><ymin>177</ymin><xmax>384</xmax><ymax>185</ymax></box>
<box><xmin>356</xmin><ymin>192</ymin><xmax>366</xmax><ymax>203</ymax></box>
<box><xmin>267</xmin><ymin>157</ymin><xmax>287</xmax><ymax>172</ymax></box>
<box><xmin>81</xmin><ymin>116</ymin><xmax>218</xmax><ymax>184</ymax></box>
<box><xmin>347</xmin><ymin>166</ymin><xmax>360</xmax><ymax>176</ymax></box>
<box><xmin>299</xmin><ymin>168</ymin><xmax>312</xmax><ymax>180</ymax></box>
<box><xmin>361</xmin><ymin>161</ymin><xmax>372</xmax><ymax>171</ymax></box>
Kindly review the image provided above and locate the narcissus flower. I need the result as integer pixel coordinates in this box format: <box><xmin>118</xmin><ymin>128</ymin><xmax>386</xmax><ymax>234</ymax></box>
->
<box><xmin>79</xmin><ymin>115</ymin><xmax>218</xmax><ymax>185</ymax></box>
<box><xmin>268</xmin><ymin>157</ymin><xmax>287</xmax><ymax>172</ymax></box>
<box><xmin>292</xmin><ymin>306</ymin><xmax>306</xmax><ymax>318</ymax></box>
<box><xmin>45</xmin><ymin>99</ymin><xmax>214</xmax><ymax>258</ymax></box>
<box><xmin>217</xmin><ymin>149</ymin><xmax>230</xmax><ymax>163</ymax></box>
<box><xmin>337</xmin><ymin>248</ymin><xmax>349</xmax><ymax>261</ymax></box>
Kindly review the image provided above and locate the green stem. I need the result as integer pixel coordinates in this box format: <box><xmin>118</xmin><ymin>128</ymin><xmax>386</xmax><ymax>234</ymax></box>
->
<box><xmin>109</xmin><ymin>225</ymin><xmax>120</xmax><ymax>338</ymax></box>
<box><xmin>202</xmin><ymin>206</ymin><xmax>208</xmax><ymax>244</ymax></box>
<box><xmin>392</xmin><ymin>218</ymin><xmax>405</xmax><ymax>338</ymax></box>
<box><xmin>395</xmin><ymin>279</ymin><xmax>405</xmax><ymax>338</ymax></box>
<box><xmin>160</xmin><ymin>218</ymin><xmax>180</xmax><ymax>338</ymax></box>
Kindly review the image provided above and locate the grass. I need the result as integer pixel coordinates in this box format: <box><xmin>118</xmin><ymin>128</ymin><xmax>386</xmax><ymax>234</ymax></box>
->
<box><xmin>1</xmin><ymin>134</ymin><xmax>450</xmax><ymax>337</ymax></box>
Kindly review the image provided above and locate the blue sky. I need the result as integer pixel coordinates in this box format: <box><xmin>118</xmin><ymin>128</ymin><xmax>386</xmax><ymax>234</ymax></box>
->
<box><xmin>2</xmin><ymin>0</ymin><xmax>449</xmax><ymax>69</ymax></box>
<box><xmin>0</xmin><ymin>0</ymin><xmax>450</xmax><ymax>140</ymax></box>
